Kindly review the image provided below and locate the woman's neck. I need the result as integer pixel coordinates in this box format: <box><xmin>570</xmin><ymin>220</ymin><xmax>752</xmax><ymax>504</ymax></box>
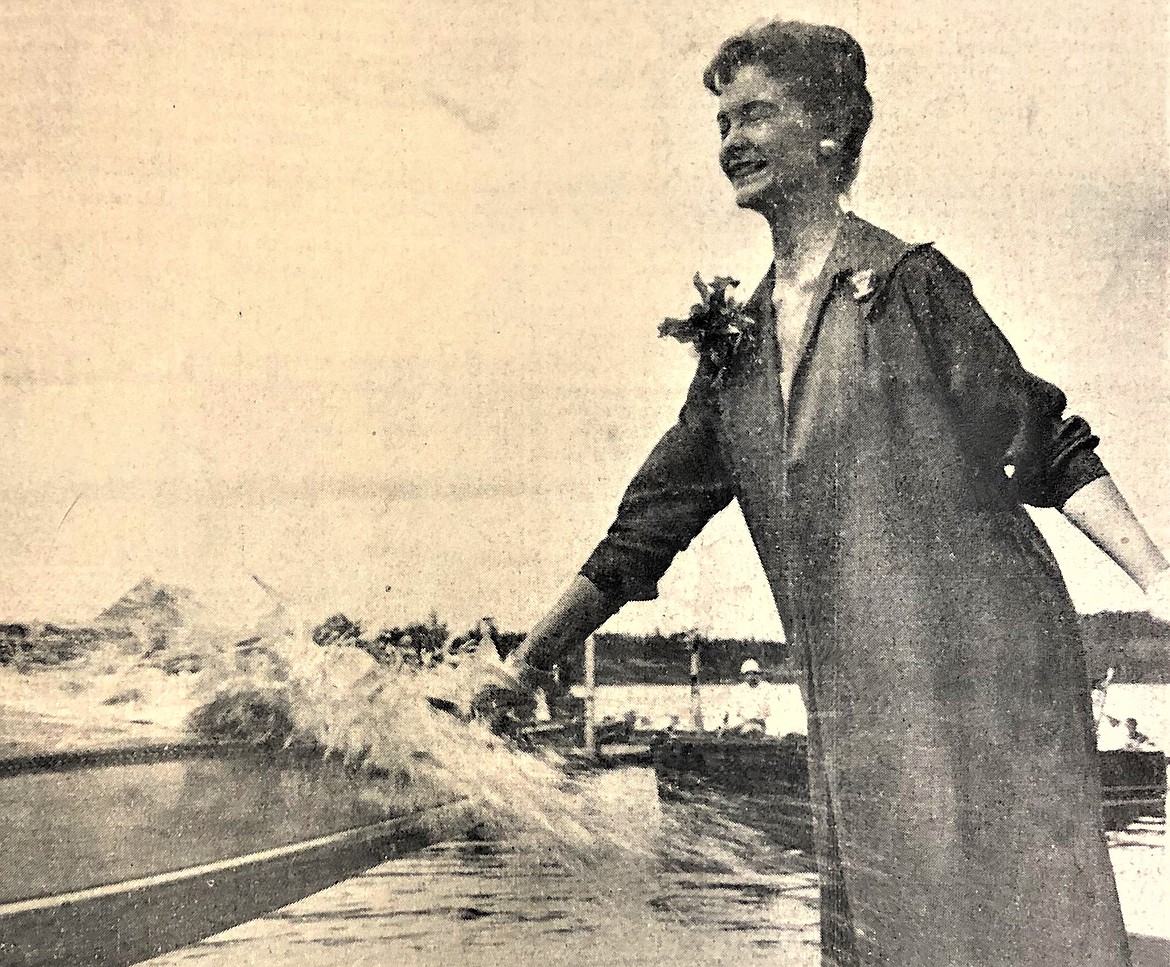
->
<box><xmin>768</xmin><ymin>198</ymin><xmax>845</xmax><ymax>287</ymax></box>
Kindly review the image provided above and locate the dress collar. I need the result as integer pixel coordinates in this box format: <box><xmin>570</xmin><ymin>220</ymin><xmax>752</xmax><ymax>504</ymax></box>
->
<box><xmin>745</xmin><ymin>212</ymin><xmax>916</xmax><ymax>321</ymax></box>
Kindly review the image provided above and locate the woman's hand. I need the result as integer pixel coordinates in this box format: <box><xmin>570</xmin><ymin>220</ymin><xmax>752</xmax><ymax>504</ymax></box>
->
<box><xmin>1143</xmin><ymin>567</ymin><xmax>1170</xmax><ymax>624</ymax></box>
<box><xmin>436</xmin><ymin>574</ymin><xmax>621</xmax><ymax>721</ymax></box>
<box><xmin>427</xmin><ymin>646</ymin><xmax>527</xmax><ymax>720</ymax></box>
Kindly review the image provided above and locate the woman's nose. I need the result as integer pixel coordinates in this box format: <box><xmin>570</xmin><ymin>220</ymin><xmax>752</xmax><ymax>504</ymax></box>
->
<box><xmin>722</xmin><ymin>120</ymin><xmax>746</xmax><ymax>148</ymax></box>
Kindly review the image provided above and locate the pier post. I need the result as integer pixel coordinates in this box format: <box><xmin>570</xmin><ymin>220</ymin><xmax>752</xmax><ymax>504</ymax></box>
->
<box><xmin>583</xmin><ymin>634</ymin><xmax>596</xmax><ymax>758</ymax></box>
<box><xmin>689</xmin><ymin>637</ymin><xmax>703</xmax><ymax>730</ymax></box>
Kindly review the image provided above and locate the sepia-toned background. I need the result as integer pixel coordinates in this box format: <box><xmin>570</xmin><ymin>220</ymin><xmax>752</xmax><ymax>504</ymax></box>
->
<box><xmin>1</xmin><ymin>0</ymin><xmax>1165</xmax><ymax>640</ymax></box>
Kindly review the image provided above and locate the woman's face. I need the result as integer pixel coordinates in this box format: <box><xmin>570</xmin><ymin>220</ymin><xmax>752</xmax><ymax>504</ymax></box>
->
<box><xmin>716</xmin><ymin>63</ymin><xmax>826</xmax><ymax>213</ymax></box>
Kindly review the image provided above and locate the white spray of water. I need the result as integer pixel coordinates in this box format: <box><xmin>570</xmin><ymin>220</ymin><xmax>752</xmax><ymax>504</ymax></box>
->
<box><xmin>184</xmin><ymin>617</ymin><xmax>662</xmax><ymax>858</ymax></box>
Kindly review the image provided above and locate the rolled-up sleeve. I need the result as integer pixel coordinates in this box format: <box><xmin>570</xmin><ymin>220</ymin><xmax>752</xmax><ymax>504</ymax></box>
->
<box><xmin>580</xmin><ymin>371</ymin><xmax>735</xmax><ymax>602</ymax></box>
<box><xmin>896</xmin><ymin>247</ymin><xmax>1108</xmax><ymax>508</ymax></box>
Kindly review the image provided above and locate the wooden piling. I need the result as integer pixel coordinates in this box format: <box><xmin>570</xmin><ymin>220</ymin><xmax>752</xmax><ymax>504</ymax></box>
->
<box><xmin>583</xmin><ymin>634</ymin><xmax>596</xmax><ymax>758</ymax></box>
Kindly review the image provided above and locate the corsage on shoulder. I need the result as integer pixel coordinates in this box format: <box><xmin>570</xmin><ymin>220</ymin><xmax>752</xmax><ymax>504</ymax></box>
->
<box><xmin>658</xmin><ymin>274</ymin><xmax>759</xmax><ymax>388</ymax></box>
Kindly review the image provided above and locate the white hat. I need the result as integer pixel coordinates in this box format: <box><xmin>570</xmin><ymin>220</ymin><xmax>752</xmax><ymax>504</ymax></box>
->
<box><xmin>739</xmin><ymin>659</ymin><xmax>761</xmax><ymax>675</ymax></box>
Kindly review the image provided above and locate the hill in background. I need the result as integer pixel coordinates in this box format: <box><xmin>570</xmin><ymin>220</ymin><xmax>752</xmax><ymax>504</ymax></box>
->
<box><xmin>1079</xmin><ymin>611</ymin><xmax>1170</xmax><ymax>684</ymax></box>
<box><xmin>94</xmin><ymin>577</ymin><xmax>208</xmax><ymax>644</ymax></box>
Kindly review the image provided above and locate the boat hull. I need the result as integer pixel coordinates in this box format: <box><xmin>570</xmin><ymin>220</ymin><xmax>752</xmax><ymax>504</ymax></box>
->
<box><xmin>0</xmin><ymin>742</ymin><xmax>475</xmax><ymax>967</ymax></box>
<box><xmin>653</xmin><ymin>734</ymin><xmax>1167</xmax><ymax>850</ymax></box>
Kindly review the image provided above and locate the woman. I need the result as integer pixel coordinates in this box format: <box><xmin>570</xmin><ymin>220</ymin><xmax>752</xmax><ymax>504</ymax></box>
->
<box><xmin>480</xmin><ymin>21</ymin><xmax>1169</xmax><ymax>967</ymax></box>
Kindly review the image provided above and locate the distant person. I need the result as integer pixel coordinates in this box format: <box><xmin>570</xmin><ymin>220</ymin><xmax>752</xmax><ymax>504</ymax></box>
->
<box><xmin>1091</xmin><ymin>667</ymin><xmax>1115</xmax><ymax>727</ymax></box>
<box><xmin>1123</xmin><ymin>718</ymin><xmax>1155</xmax><ymax>752</ymax></box>
<box><xmin>724</xmin><ymin>658</ymin><xmax>772</xmax><ymax>735</ymax></box>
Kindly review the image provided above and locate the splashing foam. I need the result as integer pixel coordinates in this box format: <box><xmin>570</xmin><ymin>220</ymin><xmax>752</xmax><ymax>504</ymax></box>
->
<box><xmin>184</xmin><ymin>626</ymin><xmax>818</xmax><ymax>939</ymax></box>
<box><xmin>184</xmin><ymin>620</ymin><xmax>656</xmax><ymax>861</ymax></box>
<box><xmin>3</xmin><ymin>602</ymin><xmax>814</xmax><ymax>910</ymax></box>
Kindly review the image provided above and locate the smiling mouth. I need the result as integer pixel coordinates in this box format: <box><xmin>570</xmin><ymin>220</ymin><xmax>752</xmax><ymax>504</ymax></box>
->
<box><xmin>725</xmin><ymin>158</ymin><xmax>768</xmax><ymax>182</ymax></box>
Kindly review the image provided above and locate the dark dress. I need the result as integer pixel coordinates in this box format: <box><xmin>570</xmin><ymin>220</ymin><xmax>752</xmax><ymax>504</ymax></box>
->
<box><xmin>581</xmin><ymin>214</ymin><xmax>1131</xmax><ymax>966</ymax></box>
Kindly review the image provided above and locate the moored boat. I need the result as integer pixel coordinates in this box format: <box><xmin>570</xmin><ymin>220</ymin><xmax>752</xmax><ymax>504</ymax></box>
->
<box><xmin>1098</xmin><ymin>747</ymin><xmax>1169</xmax><ymax>828</ymax></box>
<box><xmin>652</xmin><ymin>733</ymin><xmax>1167</xmax><ymax>849</ymax></box>
<box><xmin>0</xmin><ymin>741</ymin><xmax>476</xmax><ymax>967</ymax></box>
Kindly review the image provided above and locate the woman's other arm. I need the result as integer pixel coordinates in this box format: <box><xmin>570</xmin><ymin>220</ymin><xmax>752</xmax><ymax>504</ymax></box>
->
<box><xmin>1060</xmin><ymin>475</ymin><xmax>1170</xmax><ymax>600</ymax></box>
<box><xmin>894</xmin><ymin>247</ymin><xmax>1170</xmax><ymax>617</ymax></box>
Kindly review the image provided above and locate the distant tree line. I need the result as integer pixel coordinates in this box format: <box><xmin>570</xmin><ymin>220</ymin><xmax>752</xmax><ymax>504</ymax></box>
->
<box><xmin>311</xmin><ymin>612</ymin><xmax>524</xmax><ymax>669</ymax></box>
<box><xmin>5</xmin><ymin>609</ymin><xmax>1170</xmax><ymax>684</ymax></box>
<box><xmin>263</xmin><ymin>610</ymin><xmax>1170</xmax><ymax>685</ymax></box>
<box><xmin>1079</xmin><ymin>611</ymin><xmax>1170</xmax><ymax>683</ymax></box>
<box><xmin>0</xmin><ymin>623</ymin><xmax>135</xmax><ymax>667</ymax></box>
<box><xmin>592</xmin><ymin>631</ymin><xmax>793</xmax><ymax>685</ymax></box>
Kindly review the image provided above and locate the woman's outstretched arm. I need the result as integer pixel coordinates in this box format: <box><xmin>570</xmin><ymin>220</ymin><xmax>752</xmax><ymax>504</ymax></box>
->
<box><xmin>504</xmin><ymin>575</ymin><xmax>621</xmax><ymax>681</ymax></box>
<box><xmin>472</xmin><ymin>366</ymin><xmax>733</xmax><ymax>699</ymax></box>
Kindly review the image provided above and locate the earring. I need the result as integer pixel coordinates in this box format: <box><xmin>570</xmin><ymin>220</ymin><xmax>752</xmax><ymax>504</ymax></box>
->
<box><xmin>819</xmin><ymin>139</ymin><xmax>839</xmax><ymax>154</ymax></box>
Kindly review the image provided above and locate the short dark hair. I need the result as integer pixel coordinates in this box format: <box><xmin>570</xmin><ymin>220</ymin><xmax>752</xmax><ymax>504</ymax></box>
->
<box><xmin>704</xmin><ymin>21</ymin><xmax>873</xmax><ymax>190</ymax></box>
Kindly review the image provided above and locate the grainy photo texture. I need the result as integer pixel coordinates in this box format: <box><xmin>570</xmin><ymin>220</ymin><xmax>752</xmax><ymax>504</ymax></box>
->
<box><xmin>1</xmin><ymin>3</ymin><xmax>1166</xmax><ymax>967</ymax></box>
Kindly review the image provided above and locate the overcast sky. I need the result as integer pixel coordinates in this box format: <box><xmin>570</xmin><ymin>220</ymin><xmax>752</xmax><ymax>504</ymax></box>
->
<box><xmin>1</xmin><ymin>0</ymin><xmax>1166</xmax><ymax>638</ymax></box>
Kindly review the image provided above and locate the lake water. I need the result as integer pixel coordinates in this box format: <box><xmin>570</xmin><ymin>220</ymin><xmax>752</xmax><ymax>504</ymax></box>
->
<box><xmin>145</xmin><ymin>766</ymin><xmax>823</xmax><ymax>967</ymax></box>
<box><xmin>139</xmin><ymin>683</ymin><xmax>1168</xmax><ymax>967</ymax></box>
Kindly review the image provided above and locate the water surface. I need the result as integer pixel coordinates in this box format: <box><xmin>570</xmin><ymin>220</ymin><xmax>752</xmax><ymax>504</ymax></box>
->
<box><xmin>117</xmin><ymin>682</ymin><xmax>1170</xmax><ymax>967</ymax></box>
<box><xmin>146</xmin><ymin>767</ymin><xmax>821</xmax><ymax>967</ymax></box>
